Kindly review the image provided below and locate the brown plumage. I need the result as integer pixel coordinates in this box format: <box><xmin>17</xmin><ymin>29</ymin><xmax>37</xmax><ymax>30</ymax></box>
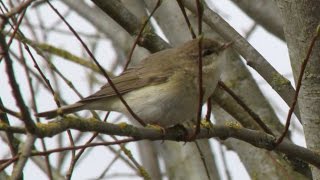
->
<box><xmin>36</xmin><ymin>38</ymin><xmax>227</xmax><ymax>127</ymax></box>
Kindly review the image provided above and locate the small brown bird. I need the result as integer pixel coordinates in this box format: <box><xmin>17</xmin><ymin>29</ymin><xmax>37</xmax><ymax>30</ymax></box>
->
<box><xmin>36</xmin><ymin>38</ymin><xmax>228</xmax><ymax>127</ymax></box>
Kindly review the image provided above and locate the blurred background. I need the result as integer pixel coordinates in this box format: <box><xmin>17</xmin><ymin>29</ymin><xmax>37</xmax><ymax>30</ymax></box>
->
<box><xmin>0</xmin><ymin>0</ymin><xmax>308</xmax><ymax>179</ymax></box>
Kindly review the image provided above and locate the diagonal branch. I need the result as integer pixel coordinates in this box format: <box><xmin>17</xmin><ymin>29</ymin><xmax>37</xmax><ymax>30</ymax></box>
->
<box><xmin>181</xmin><ymin>0</ymin><xmax>301</xmax><ymax>121</ymax></box>
<box><xmin>92</xmin><ymin>0</ymin><xmax>171</xmax><ymax>52</ymax></box>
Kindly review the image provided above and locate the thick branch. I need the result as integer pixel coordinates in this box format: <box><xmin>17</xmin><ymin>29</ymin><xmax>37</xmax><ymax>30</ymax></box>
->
<box><xmin>91</xmin><ymin>0</ymin><xmax>170</xmax><ymax>52</ymax></box>
<box><xmin>0</xmin><ymin>116</ymin><xmax>319</xmax><ymax>168</ymax></box>
<box><xmin>181</xmin><ymin>0</ymin><xmax>301</xmax><ymax>120</ymax></box>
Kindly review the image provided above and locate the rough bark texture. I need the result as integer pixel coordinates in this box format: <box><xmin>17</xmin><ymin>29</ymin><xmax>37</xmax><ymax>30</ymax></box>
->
<box><xmin>275</xmin><ymin>0</ymin><xmax>320</xmax><ymax>178</ymax></box>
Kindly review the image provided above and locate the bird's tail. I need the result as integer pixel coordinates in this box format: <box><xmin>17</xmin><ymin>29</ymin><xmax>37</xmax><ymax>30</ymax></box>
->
<box><xmin>35</xmin><ymin>103</ymin><xmax>84</xmax><ymax>119</ymax></box>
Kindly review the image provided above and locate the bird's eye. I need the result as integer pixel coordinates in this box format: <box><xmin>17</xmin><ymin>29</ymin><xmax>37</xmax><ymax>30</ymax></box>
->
<box><xmin>202</xmin><ymin>49</ymin><xmax>216</xmax><ymax>56</ymax></box>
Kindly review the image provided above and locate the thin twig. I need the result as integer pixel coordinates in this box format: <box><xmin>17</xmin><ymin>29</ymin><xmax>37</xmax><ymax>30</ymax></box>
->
<box><xmin>24</xmin><ymin>39</ymin><xmax>72</xmax><ymax>180</ymax></box>
<box><xmin>124</xmin><ymin>0</ymin><xmax>161</xmax><ymax>70</ymax></box>
<box><xmin>1</xmin><ymin>0</ymin><xmax>34</xmax><ymax>18</ymax></box>
<box><xmin>46</xmin><ymin>0</ymin><xmax>147</xmax><ymax>126</ymax></box>
<box><xmin>24</xmin><ymin>44</ymin><xmax>62</xmax><ymax>107</ymax></box>
<box><xmin>33</xmin><ymin>138</ymin><xmax>136</xmax><ymax>157</ymax></box>
<box><xmin>181</xmin><ymin>0</ymin><xmax>301</xmax><ymax>121</ymax></box>
<box><xmin>66</xmin><ymin>112</ymin><xmax>110</xmax><ymax>180</ymax></box>
<box><xmin>205</xmin><ymin>97</ymin><xmax>212</xmax><ymax>122</ymax></box>
<box><xmin>275</xmin><ymin>26</ymin><xmax>320</xmax><ymax>145</ymax></box>
<box><xmin>0</xmin><ymin>27</ymin><xmax>36</xmax><ymax>133</ymax></box>
<box><xmin>116</xmin><ymin>139</ymin><xmax>151</xmax><ymax>179</ymax></box>
<box><xmin>218</xmin><ymin>81</ymin><xmax>274</xmax><ymax>136</ymax></box>
<box><xmin>194</xmin><ymin>141</ymin><xmax>211</xmax><ymax>180</ymax></box>
<box><xmin>0</xmin><ymin>99</ymin><xmax>19</xmax><ymax>157</ymax></box>
<box><xmin>0</xmin><ymin>103</ymin><xmax>21</xmax><ymax>119</ymax></box>
<box><xmin>244</xmin><ymin>23</ymin><xmax>257</xmax><ymax>39</ymax></box>
<box><xmin>176</xmin><ymin>0</ymin><xmax>196</xmax><ymax>39</ymax></box>
<box><xmin>65</xmin><ymin>130</ymin><xmax>76</xmax><ymax>180</ymax></box>
<box><xmin>98</xmin><ymin>150</ymin><xmax>122</xmax><ymax>178</ymax></box>
<box><xmin>19</xmin><ymin>43</ymin><xmax>53</xmax><ymax>180</ymax></box>
<box><xmin>97</xmin><ymin>135</ymin><xmax>139</xmax><ymax>171</ymax></box>
<box><xmin>2</xmin><ymin>5</ymin><xmax>27</xmax><ymax>52</ymax></box>
<box><xmin>0</xmin><ymin>155</ymin><xmax>19</xmax><ymax>172</ymax></box>
<box><xmin>195</xmin><ymin>0</ymin><xmax>204</xmax><ymax>136</ymax></box>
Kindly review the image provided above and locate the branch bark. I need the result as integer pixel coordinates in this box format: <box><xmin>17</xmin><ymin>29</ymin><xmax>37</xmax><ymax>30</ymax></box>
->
<box><xmin>0</xmin><ymin>117</ymin><xmax>319</xmax><ymax>169</ymax></box>
<box><xmin>91</xmin><ymin>0</ymin><xmax>170</xmax><ymax>52</ymax></box>
<box><xmin>181</xmin><ymin>0</ymin><xmax>301</xmax><ymax>120</ymax></box>
<box><xmin>275</xmin><ymin>0</ymin><xmax>320</xmax><ymax>178</ymax></box>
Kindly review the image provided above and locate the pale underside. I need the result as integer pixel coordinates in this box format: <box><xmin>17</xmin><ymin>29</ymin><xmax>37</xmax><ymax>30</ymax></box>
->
<box><xmin>81</xmin><ymin>54</ymin><xmax>223</xmax><ymax>126</ymax></box>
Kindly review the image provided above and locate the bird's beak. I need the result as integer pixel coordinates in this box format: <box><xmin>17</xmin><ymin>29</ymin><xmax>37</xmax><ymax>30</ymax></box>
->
<box><xmin>219</xmin><ymin>41</ymin><xmax>233</xmax><ymax>51</ymax></box>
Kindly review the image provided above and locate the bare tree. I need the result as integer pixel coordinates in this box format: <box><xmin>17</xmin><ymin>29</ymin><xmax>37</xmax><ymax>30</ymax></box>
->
<box><xmin>0</xmin><ymin>0</ymin><xmax>319</xmax><ymax>179</ymax></box>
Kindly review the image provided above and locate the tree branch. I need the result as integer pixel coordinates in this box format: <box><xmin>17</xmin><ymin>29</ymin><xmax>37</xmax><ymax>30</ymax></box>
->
<box><xmin>0</xmin><ymin>28</ymin><xmax>36</xmax><ymax>133</ymax></box>
<box><xmin>91</xmin><ymin>0</ymin><xmax>171</xmax><ymax>52</ymax></box>
<box><xmin>0</xmin><ymin>116</ymin><xmax>319</xmax><ymax>168</ymax></box>
<box><xmin>11</xmin><ymin>134</ymin><xmax>36</xmax><ymax>180</ymax></box>
<box><xmin>181</xmin><ymin>0</ymin><xmax>301</xmax><ymax>120</ymax></box>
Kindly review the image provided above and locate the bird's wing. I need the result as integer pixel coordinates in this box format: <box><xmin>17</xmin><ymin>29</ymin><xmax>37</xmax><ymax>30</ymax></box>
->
<box><xmin>79</xmin><ymin>66</ymin><xmax>171</xmax><ymax>103</ymax></box>
<box><xmin>79</xmin><ymin>48</ymin><xmax>176</xmax><ymax>103</ymax></box>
